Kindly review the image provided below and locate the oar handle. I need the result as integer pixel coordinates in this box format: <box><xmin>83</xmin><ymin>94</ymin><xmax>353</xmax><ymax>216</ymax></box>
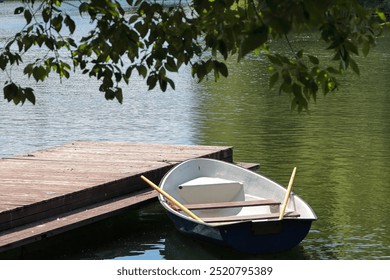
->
<box><xmin>140</xmin><ymin>175</ymin><xmax>204</xmax><ymax>223</ymax></box>
<box><xmin>279</xmin><ymin>167</ymin><xmax>297</xmax><ymax>220</ymax></box>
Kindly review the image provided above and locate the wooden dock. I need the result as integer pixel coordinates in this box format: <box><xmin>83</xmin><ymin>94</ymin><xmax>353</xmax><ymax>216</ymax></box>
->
<box><xmin>0</xmin><ymin>141</ymin><xmax>257</xmax><ymax>254</ymax></box>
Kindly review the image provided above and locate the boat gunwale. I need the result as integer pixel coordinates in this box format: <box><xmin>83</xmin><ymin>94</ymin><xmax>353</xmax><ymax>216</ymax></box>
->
<box><xmin>159</xmin><ymin>158</ymin><xmax>317</xmax><ymax>226</ymax></box>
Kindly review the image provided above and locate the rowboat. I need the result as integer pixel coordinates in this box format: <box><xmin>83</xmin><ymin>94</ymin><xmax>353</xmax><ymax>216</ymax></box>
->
<box><xmin>142</xmin><ymin>158</ymin><xmax>317</xmax><ymax>254</ymax></box>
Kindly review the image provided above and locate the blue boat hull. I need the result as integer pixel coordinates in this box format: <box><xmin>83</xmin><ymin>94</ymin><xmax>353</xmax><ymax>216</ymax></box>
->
<box><xmin>167</xmin><ymin>212</ymin><xmax>313</xmax><ymax>254</ymax></box>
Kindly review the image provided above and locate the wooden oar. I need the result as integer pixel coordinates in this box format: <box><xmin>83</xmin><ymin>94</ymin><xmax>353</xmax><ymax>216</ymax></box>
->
<box><xmin>279</xmin><ymin>167</ymin><xmax>297</xmax><ymax>220</ymax></box>
<box><xmin>140</xmin><ymin>175</ymin><xmax>204</xmax><ymax>223</ymax></box>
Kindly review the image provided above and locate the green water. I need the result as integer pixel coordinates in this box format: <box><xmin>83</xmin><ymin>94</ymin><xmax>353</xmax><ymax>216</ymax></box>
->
<box><xmin>193</xmin><ymin>34</ymin><xmax>390</xmax><ymax>259</ymax></box>
<box><xmin>1</xmin><ymin>2</ymin><xmax>389</xmax><ymax>259</ymax></box>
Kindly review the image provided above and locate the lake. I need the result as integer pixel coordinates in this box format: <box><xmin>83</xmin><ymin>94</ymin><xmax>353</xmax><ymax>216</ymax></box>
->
<box><xmin>1</xmin><ymin>1</ymin><xmax>389</xmax><ymax>260</ymax></box>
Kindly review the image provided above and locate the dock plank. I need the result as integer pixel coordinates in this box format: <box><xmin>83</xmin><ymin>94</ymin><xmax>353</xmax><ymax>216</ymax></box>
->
<box><xmin>0</xmin><ymin>141</ymin><xmax>235</xmax><ymax>253</ymax></box>
<box><xmin>0</xmin><ymin>189</ymin><xmax>158</xmax><ymax>253</ymax></box>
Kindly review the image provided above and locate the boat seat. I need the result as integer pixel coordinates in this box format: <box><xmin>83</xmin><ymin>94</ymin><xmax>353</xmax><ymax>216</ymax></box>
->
<box><xmin>178</xmin><ymin>177</ymin><xmax>244</xmax><ymax>204</ymax></box>
<box><xmin>202</xmin><ymin>211</ymin><xmax>300</xmax><ymax>223</ymax></box>
<box><xmin>183</xmin><ymin>199</ymin><xmax>280</xmax><ymax>210</ymax></box>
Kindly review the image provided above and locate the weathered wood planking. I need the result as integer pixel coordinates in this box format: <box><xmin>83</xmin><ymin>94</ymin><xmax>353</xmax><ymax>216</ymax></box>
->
<box><xmin>0</xmin><ymin>141</ymin><xmax>236</xmax><ymax>252</ymax></box>
<box><xmin>0</xmin><ymin>189</ymin><xmax>158</xmax><ymax>253</ymax></box>
<box><xmin>0</xmin><ymin>141</ymin><xmax>233</xmax><ymax>228</ymax></box>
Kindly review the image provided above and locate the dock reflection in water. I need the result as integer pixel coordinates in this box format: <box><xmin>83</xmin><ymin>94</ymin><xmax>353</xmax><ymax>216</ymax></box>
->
<box><xmin>0</xmin><ymin>202</ymin><xmax>309</xmax><ymax>260</ymax></box>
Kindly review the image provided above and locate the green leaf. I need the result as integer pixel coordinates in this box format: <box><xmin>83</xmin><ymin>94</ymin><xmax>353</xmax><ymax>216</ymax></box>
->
<box><xmin>24</xmin><ymin>87</ymin><xmax>36</xmax><ymax>105</ymax></box>
<box><xmin>165</xmin><ymin>57</ymin><xmax>178</xmax><ymax>72</ymax></box>
<box><xmin>21</xmin><ymin>35</ymin><xmax>33</xmax><ymax>51</ymax></box>
<box><xmin>104</xmin><ymin>89</ymin><xmax>116</xmax><ymax>100</ymax></box>
<box><xmin>349</xmin><ymin>59</ymin><xmax>360</xmax><ymax>75</ymax></box>
<box><xmin>59</xmin><ymin>61</ymin><xmax>71</xmax><ymax>79</ymax></box>
<box><xmin>42</xmin><ymin>7</ymin><xmax>51</xmax><ymax>23</ymax></box>
<box><xmin>52</xmin><ymin>14</ymin><xmax>63</xmax><ymax>32</ymax></box>
<box><xmin>292</xmin><ymin>83</ymin><xmax>302</xmax><ymax>97</ymax></box>
<box><xmin>23</xmin><ymin>63</ymin><xmax>34</xmax><ymax>78</ymax></box>
<box><xmin>308</xmin><ymin>55</ymin><xmax>319</xmax><ymax>65</ymax></box>
<box><xmin>128</xmin><ymin>0</ymin><xmax>143</xmax><ymax>6</ymax></box>
<box><xmin>270</xmin><ymin>17</ymin><xmax>291</xmax><ymax>35</ymax></box>
<box><xmin>376</xmin><ymin>12</ymin><xmax>387</xmax><ymax>22</ymax></box>
<box><xmin>269</xmin><ymin>72</ymin><xmax>279</xmax><ymax>89</ymax></box>
<box><xmin>0</xmin><ymin>54</ymin><xmax>8</xmax><ymax>70</ymax></box>
<box><xmin>362</xmin><ymin>42</ymin><xmax>370</xmax><ymax>57</ymax></box>
<box><xmin>3</xmin><ymin>82</ymin><xmax>18</xmax><ymax>102</ymax></box>
<box><xmin>45</xmin><ymin>38</ymin><xmax>54</xmax><ymax>50</ymax></box>
<box><xmin>281</xmin><ymin>69</ymin><xmax>292</xmax><ymax>84</ymax></box>
<box><xmin>239</xmin><ymin>25</ymin><xmax>268</xmax><ymax>61</ymax></box>
<box><xmin>16</xmin><ymin>39</ymin><xmax>23</xmax><ymax>52</ymax></box>
<box><xmin>291</xmin><ymin>97</ymin><xmax>298</xmax><ymax>112</ymax></box>
<box><xmin>147</xmin><ymin>74</ymin><xmax>158</xmax><ymax>90</ymax></box>
<box><xmin>3</xmin><ymin>83</ymin><xmax>36</xmax><ymax>105</ymax></box>
<box><xmin>193</xmin><ymin>62</ymin><xmax>209</xmax><ymax>82</ymax></box>
<box><xmin>79</xmin><ymin>2</ymin><xmax>89</xmax><ymax>13</ymax></box>
<box><xmin>137</xmin><ymin>65</ymin><xmax>147</xmax><ymax>78</ymax></box>
<box><xmin>214</xmin><ymin>61</ymin><xmax>228</xmax><ymax>78</ymax></box>
<box><xmin>166</xmin><ymin>77</ymin><xmax>175</xmax><ymax>90</ymax></box>
<box><xmin>32</xmin><ymin>66</ymin><xmax>48</xmax><ymax>82</ymax></box>
<box><xmin>115</xmin><ymin>88</ymin><xmax>123</xmax><ymax>104</ymax></box>
<box><xmin>218</xmin><ymin>40</ymin><xmax>228</xmax><ymax>59</ymax></box>
<box><xmin>24</xmin><ymin>9</ymin><xmax>32</xmax><ymax>24</ymax></box>
<box><xmin>267</xmin><ymin>54</ymin><xmax>283</xmax><ymax>66</ymax></box>
<box><xmin>344</xmin><ymin>41</ymin><xmax>359</xmax><ymax>56</ymax></box>
<box><xmin>159</xmin><ymin>75</ymin><xmax>168</xmax><ymax>92</ymax></box>
<box><xmin>64</xmin><ymin>15</ymin><xmax>76</xmax><ymax>34</ymax></box>
<box><xmin>14</xmin><ymin>7</ymin><xmax>24</xmax><ymax>15</ymax></box>
<box><xmin>125</xmin><ymin>67</ymin><xmax>133</xmax><ymax>79</ymax></box>
<box><xmin>326</xmin><ymin>67</ymin><xmax>340</xmax><ymax>74</ymax></box>
<box><xmin>279</xmin><ymin>82</ymin><xmax>292</xmax><ymax>94</ymax></box>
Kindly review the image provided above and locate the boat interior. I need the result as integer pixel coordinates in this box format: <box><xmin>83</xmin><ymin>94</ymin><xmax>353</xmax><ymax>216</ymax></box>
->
<box><xmin>171</xmin><ymin>176</ymin><xmax>300</xmax><ymax>223</ymax></box>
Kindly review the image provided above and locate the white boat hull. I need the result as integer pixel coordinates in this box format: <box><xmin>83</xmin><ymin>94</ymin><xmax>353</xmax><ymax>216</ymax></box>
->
<box><xmin>159</xmin><ymin>158</ymin><xmax>316</xmax><ymax>253</ymax></box>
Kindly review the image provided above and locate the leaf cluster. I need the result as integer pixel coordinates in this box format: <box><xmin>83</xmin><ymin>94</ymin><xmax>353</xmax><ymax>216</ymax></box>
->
<box><xmin>259</xmin><ymin>0</ymin><xmax>385</xmax><ymax>111</ymax></box>
<box><xmin>1</xmin><ymin>0</ymin><xmax>76</xmax><ymax>104</ymax></box>
<box><xmin>0</xmin><ymin>0</ymin><xmax>387</xmax><ymax>111</ymax></box>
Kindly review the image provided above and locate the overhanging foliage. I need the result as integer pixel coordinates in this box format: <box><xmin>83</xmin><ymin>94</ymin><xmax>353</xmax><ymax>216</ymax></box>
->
<box><xmin>0</xmin><ymin>0</ymin><xmax>387</xmax><ymax>111</ymax></box>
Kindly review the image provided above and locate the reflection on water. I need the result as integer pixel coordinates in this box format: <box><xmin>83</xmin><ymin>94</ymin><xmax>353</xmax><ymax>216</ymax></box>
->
<box><xmin>193</xmin><ymin>33</ymin><xmax>390</xmax><ymax>259</ymax></box>
<box><xmin>2</xmin><ymin>202</ymin><xmax>312</xmax><ymax>260</ymax></box>
<box><xmin>0</xmin><ymin>1</ymin><xmax>201</xmax><ymax>157</ymax></box>
<box><xmin>1</xmin><ymin>2</ymin><xmax>390</xmax><ymax>259</ymax></box>
<box><xmin>0</xmin><ymin>81</ymin><xmax>201</xmax><ymax>157</ymax></box>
